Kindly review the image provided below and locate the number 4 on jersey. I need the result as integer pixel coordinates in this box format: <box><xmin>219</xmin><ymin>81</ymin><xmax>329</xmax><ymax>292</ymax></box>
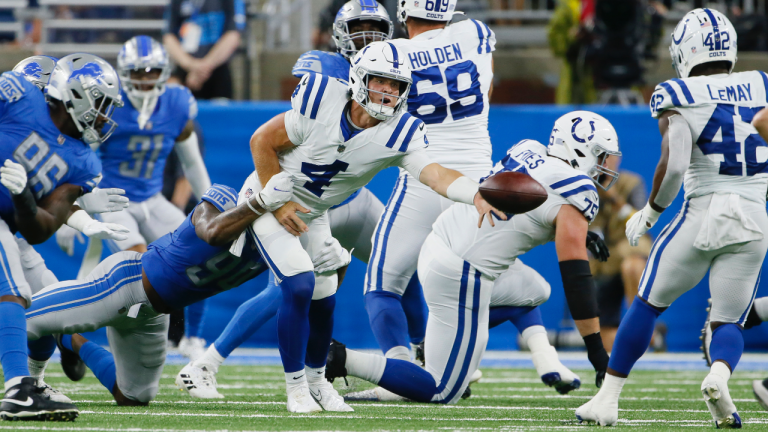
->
<box><xmin>301</xmin><ymin>160</ymin><xmax>349</xmax><ymax>197</ymax></box>
<box><xmin>697</xmin><ymin>104</ymin><xmax>768</xmax><ymax>176</ymax></box>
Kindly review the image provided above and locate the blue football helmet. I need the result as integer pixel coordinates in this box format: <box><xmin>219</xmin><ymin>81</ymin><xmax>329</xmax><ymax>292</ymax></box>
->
<box><xmin>332</xmin><ymin>0</ymin><xmax>393</xmax><ymax>60</ymax></box>
<box><xmin>12</xmin><ymin>55</ymin><xmax>58</xmax><ymax>90</ymax></box>
<box><xmin>117</xmin><ymin>36</ymin><xmax>171</xmax><ymax>128</ymax></box>
<box><xmin>46</xmin><ymin>53</ymin><xmax>124</xmax><ymax>146</ymax></box>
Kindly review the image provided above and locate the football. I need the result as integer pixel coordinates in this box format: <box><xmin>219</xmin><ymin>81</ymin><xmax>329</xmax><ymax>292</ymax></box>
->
<box><xmin>479</xmin><ymin>171</ymin><xmax>548</xmax><ymax>214</ymax></box>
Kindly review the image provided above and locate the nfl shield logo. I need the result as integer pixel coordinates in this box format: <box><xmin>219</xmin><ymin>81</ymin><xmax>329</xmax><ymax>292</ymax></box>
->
<box><xmin>245</xmin><ymin>188</ymin><xmax>253</xmax><ymax>198</ymax></box>
<box><xmin>414</xmin><ymin>0</ymin><xmax>419</xmax><ymax>6</ymax></box>
<box><xmin>57</xmin><ymin>135</ymin><xmax>65</xmax><ymax>144</ymax></box>
<box><xmin>691</xmin><ymin>46</ymin><xmax>697</xmax><ymax>53</ymax></box>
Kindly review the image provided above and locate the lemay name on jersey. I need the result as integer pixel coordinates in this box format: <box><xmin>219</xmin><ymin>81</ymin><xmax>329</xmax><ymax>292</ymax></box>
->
<box><xmin>650</xmin><ymin>71</ymin><xmax>768</xmax><ymax>203</ymax></box>
<box><xmin>281</xmin><ymin>72</ymin><xmax>432</xmax><ymax>219</ymax></box>
<box><xmin>432</xmin><ymin>139</ymin><xmax>599</xmax><ymax>279</ymax></box>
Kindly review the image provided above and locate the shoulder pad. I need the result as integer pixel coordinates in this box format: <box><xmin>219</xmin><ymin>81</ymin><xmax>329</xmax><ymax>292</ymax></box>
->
<box><xmin>449</xmin><ymin>12</ymin><xmax>470</xmax><ymax>24</ymax></box>
<box><xmin>293</xmin><ymin>51</ymin><xmax>350</xmax><ymax>81</ymax></box>
<box><xmin>467</xmin><ymin>19</ymin><xmax>495</xmax><ymax>54</ymax></box>
<box><xmin>547</xmin><ymin>169</ymin><xmax>600</xmax><ymax>223</ymax></box>
<box><xmin>201</xmin><ymin>184</ymin><xmax>238</xmax><ymax>212</ymax></box>
<box><xmin>384</xmin><ymin>112</ymin><xmax>425</xmax><ymax>153</ymax></box>
<box><xmin>650</xmin><ymin>78</ymin><xmax>696</xmax><ymax>118</ymax></box>
<box><xmin>290</xmin><ymin>73</ymin><xmax>343</xmax><ymax>120</ymax></box>
<box><xmin>0</xmin><ymin>72</ymin><xmax>30</xmax><ymax>103</ymax></box>
<box><xmin>166</xmin><ymin>84</ymin><xmax>198</xmax><ymax>121</ymax></box>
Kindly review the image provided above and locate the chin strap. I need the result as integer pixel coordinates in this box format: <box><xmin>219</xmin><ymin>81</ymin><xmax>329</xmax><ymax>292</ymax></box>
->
<box><xmin>128</xmin><ymin>91</ymin><xmax>160</xmax><ymax>130</ymax></box>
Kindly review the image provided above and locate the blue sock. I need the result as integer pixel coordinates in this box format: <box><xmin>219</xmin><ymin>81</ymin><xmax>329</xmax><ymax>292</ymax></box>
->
<box><xmin>305</xmin><ymin>294</ymin><xmax>336</xmax><ymax>368</ymax></box>
<box><xmin>489</xmin><ymin>306</ymin><xmax>544</xmax><ymax>332</ymax></box>
<box><xmin>365</xmin><ymin>290</ymin><xmax>409</xmax><ymax>355</ymax></box>
<box><xmin>78</xmin><ymin>341</ymin><xmax>117</xmax><ymax>394</ymax></box>
<box><xmin>185</xmin><ymin>299</ymin><xmax>208</xmax><ymax>339</ymax></box>
<box><xmin>401</xmin><ymin>274</ymin><xmax>428</xmax><ymax>345</ymax></box>
<box><xmin>608</xmin><ymin>298</ymin><xmax>661</xmax><ymax>376</ymax></box>
<box><xmin>0</xmin><ymin>302</ymin><xmax>30</xmax><ymax>381</ymax></box>
<box><xmin>214</xmin><ymin>273</ymin><xmax>282</xmax><ymax>358</ymax></box>
<box><xmin>28</xmin><ymin>336</ymin><xmax>56</xmax><ymax>362</ymax></box>
<box><xmin>60</xmin><ymin>334</ymin><xmax>73</xmax><ymax>351</ymax></box>
<box><xmin>710</xmin><ymin>323</ymin><xmax>744</xmax><ymax>371</ymax></box>
<box><xmin>378</xmin><ymin>358</ymin><xmax>436</xmax><ymax>403</ymax></box>
<box><xmin>277</xmin><ymin>272</ymin><xmax>314</xmax><ymax>373</ymax></box>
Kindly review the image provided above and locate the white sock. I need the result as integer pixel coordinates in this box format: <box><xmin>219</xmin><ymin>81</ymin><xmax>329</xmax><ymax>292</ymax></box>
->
<box><xmin>385</xmin><ymin>345</ymin><xmax>410</xmax><ymax>361</ymax></box>
<box><xmin>194</xmin><ymin>344</ymin><xmax>225</xmax><ymax>372</ymax></box>
<box><xmin>4</xmin><ymin>376</ymin><xmax>26</xmax><ymax>391</ymax></box>
<box><xmin>711</xmin><ymin>361</ymin><xmax>732</xmax><ymax>381</ymax></box>
<box><xmin>524</xmin><ymin>326</ymin><xmax>550</xmax><ymax>354</ymax></box>
<box><xmin>285</xmin><ymin>370</ymin><xmax>307</xmax><ymax>391</ymax></box>
<box><xmin>28</xmin><ymin>358</ymin><xmax>48</xmax><ymax>381</ymax></box>
<box><xmin>346</xmin><ymin>349</ymin><xmax>387</xmax><ymax>384</ymax></box>
<box><xmin>598</xmin><ymin>374</ymin><xmax>627</xmax><ymax>401</ymax></box>
<box><xmin>753</xmin><ymin>297</ymin><xmax>768</xmax><ymax>322</ymax></box>
<box><xmin>306</xmin><ymin>366</ymin><xmax>325</xmax><ymax>386</ymax></box>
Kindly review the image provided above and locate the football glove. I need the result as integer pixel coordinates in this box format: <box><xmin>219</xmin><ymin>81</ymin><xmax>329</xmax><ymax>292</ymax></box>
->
<box><xmin>76</xmin><ymin>187</ymin><xmax>130</xmax><ymax>214</ymax></box>
<box><xmin>0</xmin><ymin>160</ymin><xmax>27</xmax><ymax>195</ymax></box>
<box><xmin>313</xmin><ymin>237</ymin><xmax>352</xmax><ymax>274</ymax></box>
<box><xmin>625</xmin><ymin>203</ymin><xmax>661</xmax><ymax>247</ymax></box>
<box><xmin>586</xmin><ymin>231</ymin><xmax>610</xmax><ymax>262</ymax></box>
<box><xmin>81</xmin><ymin>220</ymin><xmax>130</xmax><ymax>242</ymax></box>
<box><xmin>254</xmin><ymin>172</ymin><xmax>294</xmax><ymax>212</ymax></box>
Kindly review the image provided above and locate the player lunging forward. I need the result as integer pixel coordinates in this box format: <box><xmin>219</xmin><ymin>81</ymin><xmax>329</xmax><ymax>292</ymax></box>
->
<box><xmin>576</xmin><ymin>9</ymin><xmax>768</xmax><ymax>428</ymax></box>
<box><xmin>326</xmin><ymin>111</ymin><xmax>620</xmax><ymax>403</ymax></box>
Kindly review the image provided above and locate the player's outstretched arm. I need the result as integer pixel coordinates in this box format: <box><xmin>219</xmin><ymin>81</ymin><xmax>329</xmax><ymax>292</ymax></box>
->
<box><xmin>176</xmin><ymin>120</ymin><xmax>212</xmax><ymax>201</ymax></box>
<box><xmin>554</xmin><ymin>204</ymin><xmax>609</xmax><ymax>387</ymax></box>
<box><xmin>752</xmin><ymin>107</ymin><xmax>768</xmax><ymax>141</ymax></box>
<box><xmin>626</xmin><ymin>110</ymin><xmax>691</xmax><ymax>246</ymax></box>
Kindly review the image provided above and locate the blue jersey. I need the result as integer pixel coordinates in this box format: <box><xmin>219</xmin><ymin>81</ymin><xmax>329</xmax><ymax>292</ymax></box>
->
<box><xmin>0</xmin><ymin>72</ymin><xmax>101</xmax><ymax>230</ymax></box>
<box><xmin>292</xmin><ymin>50</ymin><xmax>350</xmax><ymax>81</ymax></box>
<box><xmin>99</xmin><ymin>84</ymin><xmax>197</xmax><ymax>202</ymax></box>
<box><xmin>142</xmin><ymin>184</ymin><xmax>267</xmax><ymax>310</ymax></box>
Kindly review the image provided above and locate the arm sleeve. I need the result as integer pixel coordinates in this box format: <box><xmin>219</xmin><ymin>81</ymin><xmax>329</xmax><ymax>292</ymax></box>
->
<box><xmin>175</xmin><ymin>131</ymin><xmax>211</xmax><ymax>200</ymax></box>
<box><xmin>221</xmin><ymin>0</ymin><xmax>238</xmax><ymax>33</ymax></box>
<box><xmin>653</xmin><ymin>114</ymin><xmax>691</xmax><ymax>208</ymax></box>
<box><xmin>164</xmin><ymin>0</ymin><xmax>182</xmax><ymax>35</ymax></box>
<box><xmin>397</xmin><ymin>125</ymin><xmax>432</xmax><ymax>179</ymax></box>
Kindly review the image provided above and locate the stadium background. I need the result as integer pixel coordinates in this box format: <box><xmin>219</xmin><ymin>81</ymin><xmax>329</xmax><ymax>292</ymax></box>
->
<box><xmin>29</xmin><ymin>103</ymin><xmax>768</xmax><ymax>353</ymax></box>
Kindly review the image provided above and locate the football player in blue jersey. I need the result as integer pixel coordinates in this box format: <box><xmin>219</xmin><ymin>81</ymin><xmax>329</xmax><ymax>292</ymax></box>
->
<box><xmin>0</xmin><ymin>53</ymin><xmax>125</xmax><ymax>421</ymax></box>
<box><xmin>56</xmin><ymin>36</ymin><xmax>213</xmax><ymax>360</ymax></box>
<box><xmin>22</xmin><ymin>176</ymin><xmax>352</xmax><ymax>408</ymax></box>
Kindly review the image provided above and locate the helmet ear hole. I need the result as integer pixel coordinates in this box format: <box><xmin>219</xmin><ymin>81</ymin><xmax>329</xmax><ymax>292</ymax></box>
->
<box><xmin>70</xmin><ymin>89</ymin><xmax>82</xmax><ymax>100</ymax></box>
<box><xmin>574</xmin><ymin>149</ymin><xmax>586</xmax><ymax>158</ymax></box>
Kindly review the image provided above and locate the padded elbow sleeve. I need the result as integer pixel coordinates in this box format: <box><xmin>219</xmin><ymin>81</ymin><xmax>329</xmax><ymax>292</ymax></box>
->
<box><xmin>559</xmin><ymin>260</ymin><xmax>598</xmax><ymax>321</ymax></box>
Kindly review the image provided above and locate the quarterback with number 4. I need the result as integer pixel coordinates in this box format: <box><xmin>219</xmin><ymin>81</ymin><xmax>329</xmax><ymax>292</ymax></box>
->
<box><xmin>577</xmin><ymin>9</ymin><xmax>768</xmax><ymax>428</ymax></box>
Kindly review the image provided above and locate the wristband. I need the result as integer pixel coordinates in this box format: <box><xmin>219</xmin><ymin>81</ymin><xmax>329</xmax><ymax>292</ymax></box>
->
<box><xmin>446</xmin><ymin>176</ymin><xmax>479</xmax><ymax>205</ymax></box>
<box><xmin>246</xmin><ymin>198</ymin><xmax>264</xmax><ymax>216</ymax></box>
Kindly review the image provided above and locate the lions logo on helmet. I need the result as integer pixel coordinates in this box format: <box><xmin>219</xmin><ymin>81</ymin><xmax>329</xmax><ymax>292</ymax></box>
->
<box><xmin>547</xmin><ymin>111</ymin><xmax>621</xmax><ymax>190</ymax></box>
<box><xmin>117</xmin><ymin>35</ymin><xmax>171</xmax><ymax>129</ymax></box>
<box><xmin>349</xmin><ymin>41</ymin><xmax>412</xmax><ymax>121</ymax></box>
<box><xmin>670</xmin><ymin>8</ymin><xmax>737</xmax><ymax>78</ymax></box>
<box><xmin>12</xmin><ymin>56</ymin><xmax>58</xmax><ymax>90</ymax></box>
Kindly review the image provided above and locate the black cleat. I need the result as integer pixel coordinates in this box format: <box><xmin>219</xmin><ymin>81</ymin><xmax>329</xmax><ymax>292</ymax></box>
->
<box><xmin>414</xmin><ymin>341</ymin><xmax>425</xmax><ymax>367</ymax></box>
<box><xmin>0</xmin><ymin>377</ymin><xmax>78</xmax><ymax>421</ymax></box>
<box><xmin>754</xmin><ymin>378</ymin><xmax>768</xmax><ymax>411</ymax></box>
<box><xmin>56</xmin><ymin>334</ymin><xmax>85</xmax><ymax>382</ymax></box>
<box><xmin>461</xmin><ymin>385</ymin><xmax>471</xmax><ymax>399</ymax></box>
<box><xmin>326</xmin><ymin>339</ymin><xmax>348</xmax><ymax>384</ymax></box>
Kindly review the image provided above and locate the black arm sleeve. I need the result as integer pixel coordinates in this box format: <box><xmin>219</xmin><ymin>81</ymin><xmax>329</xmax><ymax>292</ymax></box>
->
<box><xmin>559</xmin><ymin>259</ymin><xmax>599</xmax><ymax>321</ymax></box>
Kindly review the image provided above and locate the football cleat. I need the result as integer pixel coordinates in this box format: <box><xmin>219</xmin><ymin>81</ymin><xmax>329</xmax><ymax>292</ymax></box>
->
<box><xmin>532</xmin><ymin>345</ymin><xmax>581</xmax><ymax>394</ymax></box>
<box><xmin>56</xmin><ymin>334</ymin><xmax>85</xmax><ymax>382</ymax></box>
<box><xmin>413</xmin><ymin>341</ymin><xmax>425</xmax><ymax>367</ymax></box>
<box><xmin>0</xmin><ymin>377</ymin><xmax>79</xmax><ymax>421</ymax></box>
<box><xmin>178</xmin><ymin>336</ymin><xmax>207</xmax><ymax>361</ymax></box>
<box><xmin>36</xmin><ymin>379</ymin><xmax>72</xmax><ymax>404</ymax></box>
<box><xmin>700</xmin><ymin>298</ymin><xmax>713</xmax><ymax>367</ymax></box>
<box><xmin>575</xmin><ymin>392</ymin><xmax>618</xmax><ymax>426</ymax></box>
<box><xmin>702</xmin><ymin>372</ymin><xmax>742</xmax><ymax>428</ymax></box>
<box><xmin>325</xmin><ymin>339</ymin><xmax>348</xmax><ymax>384</ymax></box>
<box><xmin>175</xmin><ymin>362</ymin><xmax>224</xmax><ymax>399</ymax></box>
<box><xmin>286</xmin><ymin>384</ymin><xmax>322</xmax><ymax>413</ymax></box>
<box><xmin>344</xmin><ymin>387</ymin><xmax>408</xmax><ymax>402</ymax></box>
<box><xmin>752</xmin><ymin>378</ymin><xmax>768</xmax><ymax>411</ymax></box>
<box><xmin>308</xmin><ymin>380</ymin><xmax>354</xmax><ymax>411</ymax></box>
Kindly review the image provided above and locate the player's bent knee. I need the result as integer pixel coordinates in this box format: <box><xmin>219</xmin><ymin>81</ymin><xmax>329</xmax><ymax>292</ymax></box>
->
<box><xmin>530</xmin><ymin>279</ymin><xmax>551</xmax><ymax>307</ymax></box>
<box><xmin>281</xmin><ymin>272</ymin><xmax>315</xmax><ymax>302</ymax></box>
<box><xmin>312</xmin><ymin>272</ymin><xmax>338</xmax><ymax>300</ymax></box>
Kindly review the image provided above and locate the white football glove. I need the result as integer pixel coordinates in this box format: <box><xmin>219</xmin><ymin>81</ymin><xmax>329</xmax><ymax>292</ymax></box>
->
<box><xmin>81</xmin><ymin>220</ymin><xmax>130</xmax><ymax>242</ymax></box>
<box><xmin>56</xmin><ymin>224</ymin><xmax>85</xmax><ymax>257</ymax></box>
<box><xmin>254</xmin><ymin>172</ymin><xmax>294</xmax><ymax>212</ymax></box>
<box><xmin>0</xmin><ymin>160</ymin><xmax>27</xmax><ymax>195</ymax></box>
<box><xmin>625</xmin><ymin>203</ymin><xmax>662</xmax><ymax>247</ymax></box>
<box><xmin>313</xmin><ymin>237</ymin><xmax>352</xmax><ymax>274</ymax></box>
<box><xmin>76</xmin><ymin>187</ymin><xmax>130</xmax><ymax>214</ymax></box>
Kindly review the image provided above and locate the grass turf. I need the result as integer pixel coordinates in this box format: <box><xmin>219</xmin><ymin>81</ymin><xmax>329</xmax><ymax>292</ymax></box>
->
<box><xmin>3</xmin><ymin>363</ymin><xmax>768</xmax><ymax>431</ymax></box>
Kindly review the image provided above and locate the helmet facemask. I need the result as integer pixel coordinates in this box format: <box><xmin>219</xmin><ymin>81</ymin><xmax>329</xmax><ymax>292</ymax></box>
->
<box><xmin>68</xmin><ymin>80</ymin><xmax>122</xmax><ymax>145</ymax></box>
<box><xmin>352</xmin><ymin>68</ymin><xmax>411</xmax><ymax>121</ymax></box>
<box><xmin>120</xmin><ymin>67</ymin><xmax>169</xmax><ymax>129</ymax></box>
<box><xmin>337</xmin><ymin>18</ymin><xmax>392</xmax><ymax>60</ymax></box>
<box><xmin>587</xmin><ymin>148</ymin><xmax>621</xmax><ymax>191</ymax></box>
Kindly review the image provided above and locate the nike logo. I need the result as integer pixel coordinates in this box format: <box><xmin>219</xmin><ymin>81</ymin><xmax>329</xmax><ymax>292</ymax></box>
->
<box><xmin>309</xmin><ymin>388</ymin><xmax>322</xmax><ymax>401</ymax></box>
<box><xmin>274</xmin><ymin>188</ymin><xmax>290</xmax><ymax>192</ymax></box>
<box><xmin>1</xmin><ymin>397</ymin><xmax>33</xmax><ymax>407</ymax></box>
<box><xmin>292</xmin><ymin>374</ymin><xmax>305</xmax><ymax>380</ymax></box>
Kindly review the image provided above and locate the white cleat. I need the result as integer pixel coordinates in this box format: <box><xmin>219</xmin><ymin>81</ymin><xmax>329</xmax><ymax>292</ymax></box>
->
<box><xmin>175</xmin><ymin>362</ymin><xmax>224</xmax><ymax>399</ymax></box>
<box><xmin>532</xmin><ymin>345</ymin><xmax>581</xmax><ymax>394</ymax></box>
<box><xmin>37</xmin><ymin>379</ymin><xmax>72</xmax><ymax>404</ymax></box>
<box><xmin>469</xmin><ymin>368</ymin><xmax>483</xmax><ymax>384</ymax></box>
<box><xmin>344</xmin><ymin>386</ymin><xmax>408</xmax><ymax>402</ymax></box>
<box><xmin>286</xmin><ymin>384</ymin><xmax>322</xmax><ymax>413</ymax></box>
<box><xmin>753</xmin><ymin>378</ymin><xmax>768</xmax><ymax>411</ymax></box>
<box><xmin>575</xmin><ymin>393</ymin><xmax>618</xmax><ymax>426</ymax></box>
<box><xmin>178</xmin><ymin>336</ymin><xmax>207</xmax><ymax>361</ymax></box>
<box><xmin>308</xmin><ymin>380</ymin><xmax>353</xmax><ymax>412</ymax></box>
<box><xmin>701</xmin><ymin>373</ymin><xmax>742</xmax><ymax>428</ymax></box>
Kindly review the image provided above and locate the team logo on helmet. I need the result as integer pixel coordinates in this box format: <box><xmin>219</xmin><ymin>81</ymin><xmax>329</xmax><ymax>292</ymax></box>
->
<box><xmin>22</xmin><ymin>62</ymin><xmax>43</xmax><ymax>80</ymax></box>
<box><xmin>69</xmin><ymin>62</ymin><xmax>104</xmax><ymax>84</ymax></box>
<box><xmin>571</xmin><ymin>118</ymin><xmax>596</xmax><ymax>143</ymax></box>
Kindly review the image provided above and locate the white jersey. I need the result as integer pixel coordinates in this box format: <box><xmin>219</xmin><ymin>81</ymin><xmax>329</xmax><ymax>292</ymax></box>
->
<box><xmin>432</xmin><ymin>140</ymin><xmax>599</xmax><ymax>279</ymax></box>
<box><xmin>390</xmin><ymin>16</ymin><xmax>495</xmax><ymax>170</ymax></box>
<box><xmin>282</xmin><ymin>73</ymin><xmax>433</xmax><ymax>219</ymax></box>
<box><xmin>650</xmin><ymin>71</ymin><xmax>768</xmax><ymax>204</ymax></box>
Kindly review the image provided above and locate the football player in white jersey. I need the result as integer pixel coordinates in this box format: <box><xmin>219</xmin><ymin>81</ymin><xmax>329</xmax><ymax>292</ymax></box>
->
<box><xmin>576</xmin><ymin>9</ymin><xmax>768</xmax><ymax>428</ymax></box>
<box><xmin>324</xmin><ymin>111</ymin><xmax>620</xmax><ymax>404</ymax></box>
<box><xmin>245</xmin><ymin>41</ymin><xmax>501</xmax><ymax>413</ymax></box>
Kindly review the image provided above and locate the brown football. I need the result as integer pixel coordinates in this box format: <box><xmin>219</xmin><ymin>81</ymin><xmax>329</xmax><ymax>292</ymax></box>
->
<box><xmin>479</xmin><ymin>171</ymin><xmax>548</xmax><ymax>214</ymax></box>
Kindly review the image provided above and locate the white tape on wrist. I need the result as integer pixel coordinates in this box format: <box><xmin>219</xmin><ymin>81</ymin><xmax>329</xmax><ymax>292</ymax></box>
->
<box><xmin>246</xmin><ymin>197</ymin><xmax>264</xmax><ymax>215</ymax></box>
<box><xmin>446</xmin><ymin>176</ymin><xmax>479</xmax><ymax>205</ymax></box>
<box><xmin>66</xmin><ymin>209</ymin><xmax>94</xmax><ymax>233</ymax></box>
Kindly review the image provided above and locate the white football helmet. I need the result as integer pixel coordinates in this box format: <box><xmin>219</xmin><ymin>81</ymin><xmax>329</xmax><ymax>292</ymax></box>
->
<box><xmin>12</xmin><ymin>56</ymin><xmax>58</xmax><ymax>90</ymax></box>
<box><xmin>349</xmin><ymin>41</ymin><xmax>411</xmax><ymax>121</ymax></box>
<box><xmin>46</xmin><ymin>53</ymin><xmax>124</xmax><ymax>145</ymax></box>
<box><xmin>547</xmin><ymin>111</ymin><xmax>621</xmax><ymax>190</ymax></box>
<box><xmin>332</xmin><ymin>0</ymin><xmax>393</xmax><ymax>60</ymax></box>
<box><xmin>117</xmin><ymin>35</ymin><xmax>171</xmax><ymax>129</ymax></box>
<box><xmin>670</xmin><ymin>8</ymin><xmax>737</xmax><ymax>78</ymax></box>
<box><xmin>397</xmin><ymin>0</ymin><xmax>457</xmax><ymax>25</ymax></box>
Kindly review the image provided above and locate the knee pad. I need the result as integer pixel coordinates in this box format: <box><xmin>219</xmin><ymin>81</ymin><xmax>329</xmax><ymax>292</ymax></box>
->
<box><xmin>253</xmin><ymin>218</ymin><xmax>314</xmax><ymax>282</ymax></box>
<box><xmin>312</xmin><ymin>272</ymin><xmax>338</xmax><ymax>300</ymax></box>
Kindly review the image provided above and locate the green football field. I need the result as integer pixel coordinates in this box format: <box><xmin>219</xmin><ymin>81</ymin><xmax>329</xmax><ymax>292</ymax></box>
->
<box><xmin>4</xmin><ymin>362</ymin><xmax>768</xmax><ymax>431</ymax></box>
